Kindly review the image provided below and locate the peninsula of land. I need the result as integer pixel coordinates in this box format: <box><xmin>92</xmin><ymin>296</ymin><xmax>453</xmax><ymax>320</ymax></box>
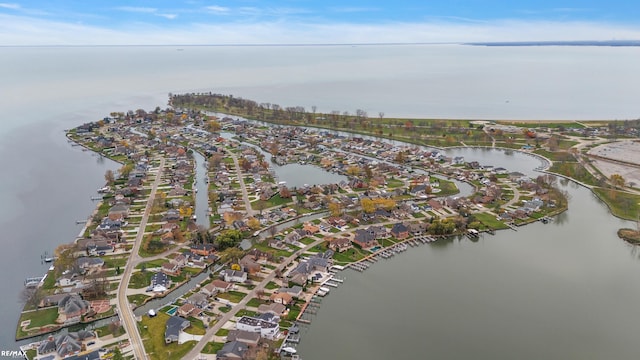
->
<box><xmin>17</xmin><ymin>93</ymin><xmax>640</xmax><ymax>360</ymax></box>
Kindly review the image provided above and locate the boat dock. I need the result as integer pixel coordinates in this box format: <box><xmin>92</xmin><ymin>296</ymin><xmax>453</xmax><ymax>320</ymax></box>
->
<box><xmin>24</xmin><ymin>275</ymin><xmax>45</xmax><ymax>287</ymax></box>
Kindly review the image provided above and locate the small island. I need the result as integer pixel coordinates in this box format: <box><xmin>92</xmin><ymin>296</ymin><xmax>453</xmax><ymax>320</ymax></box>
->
<box><xmin>18</xmin><ymin>92</ymin><xmax>640</xmax><ymax>360</ymax></box>
<box><xmin>618</xmin><ymin>228</ymin><xmax>640</xmax><ymax>245</ymax></box>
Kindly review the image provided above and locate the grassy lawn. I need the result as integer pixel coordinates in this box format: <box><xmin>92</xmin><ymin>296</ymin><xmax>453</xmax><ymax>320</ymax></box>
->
<box><xmin>246</xmin><ymin>298</ymin><xmax>268</xmax><ymax>307</ymax></box>
<box><xmin>332</xmin><ymin>248</ymin><xmax>368</xmax><ymax>263</ymax></box>
<box><xmin>102</xmin><ymin>256</ymin><xmax>129</xmax><ymax>269</ymax></box>
<box><xmin>139</xmin><ymin>237</ymin><xmax>173</xmax><ymax>258</ymax></box>
<box><xmin>136</xmin><ymin>259</ymin><xmax>168</xmax><ymax>270</ymax></box>
<box><xmin>251</xmin><ymin>194</ymin><xmax>293</xmax><ymax>210</ymax></box>
<box><xmin>473</xmin><ymin>212</ymin><xmax>509</xmax><ymax>230</ymax></box>
<box><xmin>216</xmin><ymin>291</ymin><xmax>247</xmax><ymax>303</ymax></box>
<box><xmin>127</xmin><ymin>294</ymin><xmax>151</xmax><ymax>306</ymax></box>
<box><xmin>549</xmin><ymin>161</ymin><xmax>600</xmax><ymax>186</ymax></box>
<box><xmin>252</xmin><ymin>242</ymin><xmax>293</xmax><ymax>258</ymax></box>
<box><xmin>386</xmin><ymin>178</ymin><xmax>404</xmax><ymax>188</ymax></box>
<box><xmin>185</xmin><ymin>317</ymin><xmax>207</xmax><ymax>335</ymax></box>
<box><xmin>434</xmin><ymin>178</ymin><xmax>460</xmax><ymax>197</ymax></box>
<box><xmin>534</xmin><ymin>149</ymin><xmax>575</xmax><ymax>162</ymax></box>
<box><xmin>236</xmin><ymin>309</ymin><xmax>258</xmax><ymax>317</ymax></box>
<box><xmin>41</xmin><ymin>270</ymin><xmax>57</xmax><ymax>290</ymax></box>
<box><xmin>593</xmin><ymin>187</ymin><xmax>640</xmax><ymax>220</ymax></box>
<box><xmin>95</xmin><ymin>323</ymin><xmax>126</xmax><ymax>338</ymax></box>
<box><xmin>17</xmin><ymin>307</ymin><xmax>60</xmax><ymax>339</ymax></box>
<box><xmin>202</xmin><ymin>342</ymin><xmax>225</xmax><ymax>354</ymax></box>
<box><xmin>129</xmin><ymin>271</ymin><xmax>154</xmax><ymax>289</ymax></box>
<box><xmin>215</xmin><ymin>328</ymin><xmax>229</xmax><ymax>336</ymax></box>
<box><xmin>138</xmin><ymin>313</ymin><xmax>196</xmax><ymax>360</ymax></box>
<box><xmin>299</xmin><ymin>237</ymin><xmax>315</xmax><ymax>245</ymax></box>
<box><xmin>265</xmin><ymin>281</ymin><xmax>279</xmax><ymax>290</ymax></box>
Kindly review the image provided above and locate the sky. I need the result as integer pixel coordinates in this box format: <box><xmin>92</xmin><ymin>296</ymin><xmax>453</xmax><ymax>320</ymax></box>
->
<box><xmin>1</xmin><ymin>0</ymin><xmax>640</xmax><ymax>45</ymax></box>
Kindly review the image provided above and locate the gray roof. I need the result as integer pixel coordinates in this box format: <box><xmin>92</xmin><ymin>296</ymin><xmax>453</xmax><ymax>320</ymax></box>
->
<box><xmin>227</xmin><ymin>329</ymin><xmax>260</xmax><ymax>343</ymax></box>
<box><xmin>58</xmin><ymin>294</ymin><xmax>89</xmax><ymax>315</ymax></box>
<box><xmin>216</xmin><ymin>340</ymin><xmax>248</xmax><ymax>359</ymax></box>
<box><xmin>165</xmin><ymin>316</ymin><xmax>190</xmax><ymax>341</ymax></box>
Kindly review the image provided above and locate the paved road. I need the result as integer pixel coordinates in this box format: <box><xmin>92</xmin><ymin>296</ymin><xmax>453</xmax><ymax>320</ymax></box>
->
<box><xmin>184</xmin><ymin>237</ymin><xmax>325</xmax><ymax>360</ymax></box>
<box><xmin>116</xmin><ymin>158</ymin><xmax>165</xmax><ymax>360</ymax></box>
<box><xmin>229</xmin><ymin>152</ymin><xmax>255</xmax><ymax>216</ymax></box>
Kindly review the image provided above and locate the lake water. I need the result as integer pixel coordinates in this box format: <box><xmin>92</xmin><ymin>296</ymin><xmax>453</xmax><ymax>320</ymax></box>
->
<box><xmin>2</xmin><ymin>45</ymin><xmax>640</xmax><ymax>357</ymax></box>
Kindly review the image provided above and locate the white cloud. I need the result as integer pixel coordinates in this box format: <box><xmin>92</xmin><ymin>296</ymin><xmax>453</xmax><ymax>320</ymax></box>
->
<box><xmin>1</xmin><ymin>14</ymin><xmax>640</xmax><ymax>46</ymax></box>
<box><xmin>0</xmin><ymin>2</ymin><xmax>19</xmax><ymax>10</ymax></box>
<box><xmin>329</xmin><ymin>6</ymin><xmax>380</xmax><ymax>13</ymax></box>
<box><xmin>115</xmin><ymin>6</ymin><xmax>157</xmax><ymax>14</ymax></box>
<box><xmin>205</xmin><ymin>5</ymin><xmax>230</xmax><ymax>14</ymax></box>
<box><xmin>156</xmin><ymin>13</ymin><xmax>177</xmax><ymax>20</ymax></box>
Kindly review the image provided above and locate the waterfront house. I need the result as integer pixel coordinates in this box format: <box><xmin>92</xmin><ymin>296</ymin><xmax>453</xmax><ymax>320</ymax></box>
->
<box><xmin>270</xmin><ymin>292</ymin><xmax>293</xmax><ymax>305</ymax></box>
<box><xmin>108</xmin><ymin>204</ymin><xmax>130</xmax><ymax>219</ymax></box>
<box><xmin>56</xmin><ymin>273</ymin><xmax>81</xmax><ymax>288</ymax></box>
<box><xmin>303</xmin><ymin>222</ymin><xmax>320</xmax><ymax>234</ymax></box>
<box><xmin>165</xmin><ymin>316</ymin><xmax>190</xmax><ymax>344</ymax></box>
<box><xmin>187</xmin><ymin>292</ymin><xmax>209</xmax><ymax>309</ymax></box>
<box><xmin>407</xmin><ymin>222</ymin><xmax>429</xmax><ymax>236</ymax></box>
<box><xmin>352</xmin><ymin>229</ymin><xmax>379</xmax><ymax>250</ymax></box>
<box><xmin>391</xmin><ymin>223</ymin><xmax>410</xmax><ymax>239</ymax></box>
<box><xmin>97</xmin><ymin>218</ymin><xmax>124</xmax><ymax>231</ymax></box>
<box><xmin>57</xmin><ymin>294</ymin><xmax>91</xmax><ymax>324</ymax></box>
<box><xmin>149</xmin><ymin>272</ymin><xmax>170</xmax><ymax>292</ymax></box>
<box><xmin>40</xmin><ymin>293</ymin><xmax>75</xmax><ymax>308</ymax></box>
<box><xmin>327</xmin><ymin>236</ymin><xmax>353</xmax><ymax>253</ymax></box>
<box><xmin>216</xmin><ymin>340</ymin><xmax>249</xmax><ymax>360</ymax></box>
<box><xmin>222</xmin><ymin>269</ymin><xmax>247</xmax><ymax>283</ymax></box>
<box><xmin>164</xmin><ymin>209</ymin><xmax>182</xmax><ymax>222</ymax></box>
<box><xmin>37</xmin><ymin>330</ymin><xmax>95</xmax><ymax>358</ymax></box>
<box><xmin>178</xmin><ymin>303</ymin><xmax>200</xmax><ymax>318</ymax></box>
<box><xmin>278</xmin><ymin>286</ymin><xmax>304</xmax><ymax>299</ymax></box>
<box><xmin>287</xmin><ymin>251</ymin><xmax>333</xmax><ymax>284</ymax></box>
<box><xmin>76</xmin><ymin>257</ymin><xmax>104</xmax><ymax>274</ymax></box>
<box><xmin>226</xmin><ymin>330</ymin><xmax>261</xmax><ymax>346</ymax></box>
<box><xmin>284</xmin><ymin>230</ymin><xmax>302</xmax><ymax>244</ymax></box>
<box><xmin>257</xmin><ymin>303</ymin><xmax>287</xmax><ymax>317</ymax></box>
<box><xmin>236</xmin><ymin>314</ymin><xmax>280</xmax><ymax>340</ymax></box>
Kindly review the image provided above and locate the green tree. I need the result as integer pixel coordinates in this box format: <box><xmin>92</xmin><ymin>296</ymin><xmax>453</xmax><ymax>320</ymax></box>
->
<box><xmin>216</xmin><ymin>229</ymin><xmax>243</xmax><ymax>250</ymax></box>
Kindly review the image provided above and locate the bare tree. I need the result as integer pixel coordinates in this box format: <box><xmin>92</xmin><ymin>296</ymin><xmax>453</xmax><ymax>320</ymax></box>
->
<box><xmin>20</xmin><ymin>286</ymin><xmax>44</xmax><ymax>309</ymax></box>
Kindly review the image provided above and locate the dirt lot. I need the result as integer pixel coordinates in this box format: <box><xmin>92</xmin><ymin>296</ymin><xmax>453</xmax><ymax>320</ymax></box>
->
<box><xmin>588</xmin><ymin>140</ymin><xmax>640</xmax><ymax>187</ymax></box>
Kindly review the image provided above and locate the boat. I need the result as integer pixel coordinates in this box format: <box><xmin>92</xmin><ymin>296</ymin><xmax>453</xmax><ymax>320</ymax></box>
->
<box><xmin>44</xmin><ymin>257</ymin><xmax>55</xmax><ymax>263</ymax></box>
<box><xmin>282</xmin><ymin>347</ymin><xmax>297</xmax><ymax>354</ymax></box>
<box><xmin>97</xmin><ymin>186</ymin><xmax>110</xmax><ymax>193</ymax></box>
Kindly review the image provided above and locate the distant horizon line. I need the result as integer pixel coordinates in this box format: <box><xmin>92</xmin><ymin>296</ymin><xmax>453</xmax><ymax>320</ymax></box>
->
<box><xmin>2</xmin><ymin>40</ymin><xmax>640</xmax><ymax>48</ymax></box>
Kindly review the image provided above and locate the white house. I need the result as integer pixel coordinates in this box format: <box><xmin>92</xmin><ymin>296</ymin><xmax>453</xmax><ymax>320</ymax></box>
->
<box><xmin>236</xmin><ymin>314</ymin><xmax>280</xmax><ymax>340</ymax></box>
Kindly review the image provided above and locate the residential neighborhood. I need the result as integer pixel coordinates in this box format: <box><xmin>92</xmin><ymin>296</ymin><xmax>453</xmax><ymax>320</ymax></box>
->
<box><xmin>17</xmin><ymin>99</ymin><xmax>570</xmax><ymax>360</ymax></box>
